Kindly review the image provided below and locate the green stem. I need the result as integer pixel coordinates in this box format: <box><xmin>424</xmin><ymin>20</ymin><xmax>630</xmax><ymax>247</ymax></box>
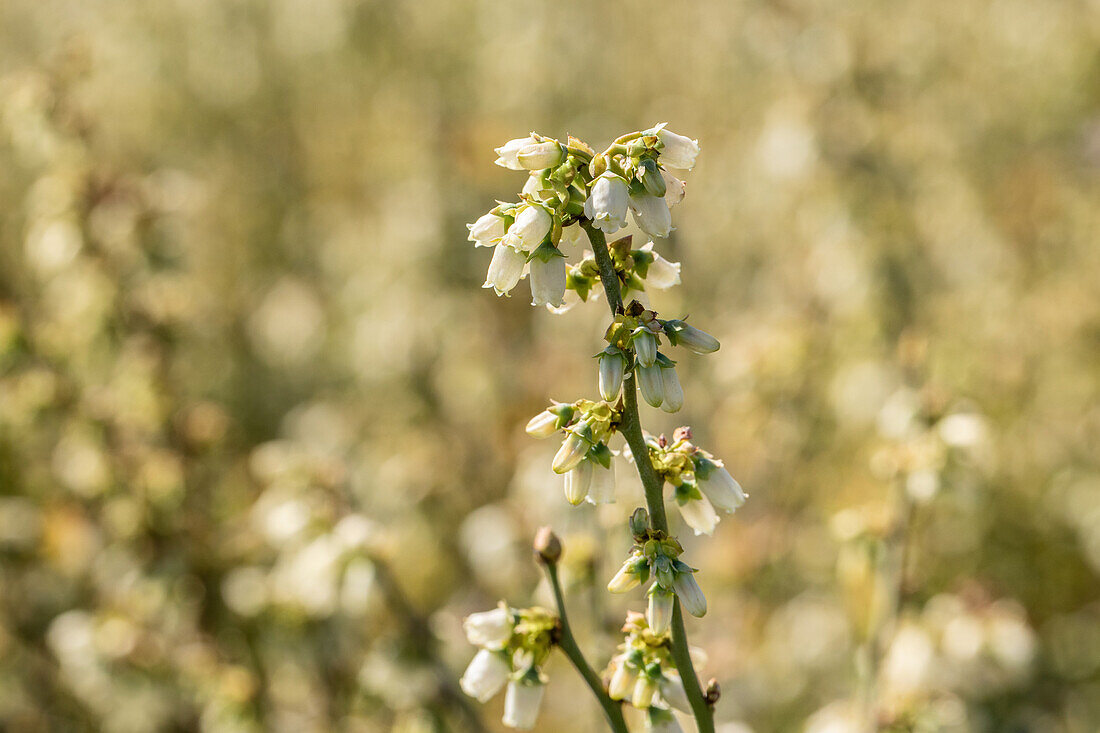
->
<box><xmin>544</xmin><ymin>561</ymin><xmax>629</xmax><ymax>733</ymax></box>
<box><xmin>583</xmin><ymin>222</ymin><xmax>715</xmax><ymax>733</ymax></box>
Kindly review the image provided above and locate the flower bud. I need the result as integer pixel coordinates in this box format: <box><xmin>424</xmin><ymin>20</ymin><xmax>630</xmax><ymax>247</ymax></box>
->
<box><xmin>629</xmin><ymin>507</ymin><xmax>650</xmax><ymax>540</ymax></box>
<box><xmin>638</xmin><ymin>242</ymin><xmax>681</xmax><ymax>290</ymax></box>
<box><xmin>583</xmin><ymin>172</ymin><xmax>629</xmax><ymax>234</ymax></box>
<box><xmin>632</xmin><ymin>669</ymin><xmax>659</xmax><ymax>709</ymax></box>
<box><xmin>657</xmin><ymin>128</ymin><xmax>700</xmax><ymax>170</ymax></box>
<box><xmin>608</xmin><ymin>658</ymin><xmax>638</xmax><ymax>701</ymax></box>
<box><xmin>608</xmin><ymin>553</ymin><xmax>647</xmax><ymax>593</ymax></box>
<box><xmin>533</xmin><ymin>526</ymin><xmax>562</xmax><ymax>565</ymax></box>
<box><xmin>629</xmin><ymin>193</ymin><xmax>673</xmax><ymax>239</ymax></box>
<box><xmin>598</xmin><ymin>349</ymin><xmax>626</xmax><ymax>401</ymax></box>
<box><xmin>704</xmin><ymin>678</ymin><xmax>721</xmax><ymax>706</ymax></box>
<box><xmin>460</xmin><ymin>649</ymin><xmax>511</xmax><ymax>702</ymax></box>
<box><xmin>646</xmin><ymin>706</ymin><xmax>684</xmax><ymax>733</ymax></box>
<box><xmin>483</xmin><ymin>243</ymin><xmax>526</xmax><ymax>296</ymax></box>
<box><xmin>638</xmin><ymin>158</ymin><xmax>667</xmax><ymax>198</ymax></box>
<box><xmin>463</xmin><ymin>606</ymin><xmax>514</xmax><ymax>649</ymax></box>
<box><xmin>661</xmin><ymin>169</ymin><xmax>686</xmax><ymax>207</ymax></box>
<box><xmin>672</xmin><ymin>570</ymin><xmax>707</xmax><ymax>617</ymax></box>
<box><xmin>663</xmin><ymin>319</ymin><xmax>720</xmax><ymax>354</ymax></box>
<box><xmin>525</xmin><ymin>410</ymin><xmax>559</xmax><ymax>439</ymax></box>
<box><xmin>502</xmin><ymin>678</ymin><xmax>545</xmax><ymax>730</ymax></box>
<box><xmin>698</xmin><ymin>465</ymin><xmax>747</xmax><ymax>513</ymax></box>
<box><xmin>658</xmin><ymin>672</ymin><xmax>691</xmax><ymax>713</ymax></box>
<box><xmin>495</xmin><ymin>135</ymin><xmax>537</xmax><ymax>170</ymax></box>
<box><xmin>587</xmin><ymin>459</ymin><xmax>616</xmax><ymax>505</ymax></box>
<box><xmin>468</xmin><ymin>213</ymin><xmax>505</xmax><ymax>247</ymax></box>
<box><xmin>647</xmin><ymin>586</ymin><xmax>675</xmax><ymax>635</ymax></box>
<box><xmin>529</xmin><ymin>250</ymin><xmax>566</xmax><ymax>308</ymax></box>
<box><xmin>564</xmin><ymin>459</ymin><xmax>593</xmax><ymax>505</ymax></box>
<box><xmin>633</xmin><ymin>330</ymin><xmax>657</xmax><ymax>367</ymax></box>
<box><xmin>660</xmin><ymin>365</ymin><xmax>684</xmax><ymax>413</ymax></box>
<box><xmin>552</xmin><ymin>430</ymin><xmax>590</xmax><ymax>474</ymax></box>
<box><xmin>638</xmin><ymin>363</ymin><xmax>665</xmax><ymax>408</ymax></box>
<box><xmin>503</xmin><ymin>204</ymin><xmax>552</xmax><ymax>253</ymax></box>
<box><xmin>516</xmin><ymin>141</ymin><xmax>565</xmax><ymax>170</ymax></box>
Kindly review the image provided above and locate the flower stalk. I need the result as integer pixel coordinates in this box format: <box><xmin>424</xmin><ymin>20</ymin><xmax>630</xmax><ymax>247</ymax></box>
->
<box><xmin>585</xmin><ymin>221</ymin><xmax>715</xmax><ymax>733</ymax></box>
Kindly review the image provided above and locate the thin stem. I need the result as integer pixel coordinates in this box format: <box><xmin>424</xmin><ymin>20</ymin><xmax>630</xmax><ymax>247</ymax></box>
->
<box><xmin>583</xmin><ymin>221</ymin><xmax>715</xmax><ymax>733</ymax></box>
<box><xmin>544</xmin><ymin>561</ymin><xmax>629</xmax><ymax>733</ymax></box>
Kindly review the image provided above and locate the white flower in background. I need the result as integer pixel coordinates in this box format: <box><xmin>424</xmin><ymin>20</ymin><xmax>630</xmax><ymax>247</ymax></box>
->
<box><xmin>638</xmin><ymin>242</ymin><xmax>681</xmax><ymax>289</ymax></box>
<box><xmin>676</xmin><ymin>489</ymin><xmax>718</xmax><ymax>536</ymax></box>
<box><xmin>632</xmin><ymin>669</ymin><xmax>659</xmax><ymax>708</ymax></box>
<box><xmin>494</xmin><ymin>136</ymin><xmax>538</xmax><ymax>170</ymax></box>
<box><xmin>483</xmin><ymin>243</ymin><xmax>526</xmax><ymax>296</ymax></box>
<box><xmin>564</xmin><ymin>459</ymin><xmax>593</xmax><ymax>505</ymax></box>
<box><xmin>630</xmin><ymin>193</ymin><xmax>673</xmax><ymax>239</ymax></box>
<box><xmin>584</xmin><ymin>172</ymin><xmax>630</xmax><ymax>233</ymax></box>
<box><xmin>587</xmin><ymin>459</ymin><xmax>616</xmax><ymax>504</ymax></box>
<box><xmin>660</xmin><ymin>365</ymin><xmax>684</xmax><ymax>413</ymax></box>
<box><xmin>502</xmin><ymin>204</ymin><xmax>552</xmax><ymax>253</ymax></box>
<box><xmin>529</xmin><ymin>252</ymin><xmax>566</xmax><ymax>307</ymax></box>
<box><xmin>559</xmin><ymin>222</ymin><xmax>590</xmax><ymax>253</ymax></box>
<box><xmin>646</xmin><ymin>707</ymin><xmax>685</xmax><ymax>732</ymax></box>
<box><xmin>608</xmin><ymin>657</ymin><xmax>639</xmax><ymax>700</ymax></box>
<box><xmin>658</xmin><ymin>672</ymin><xmax>691</xmax><ymax>713</ymax></box>
<box><xmin>460</xmin><ymin>649</ymin><xmax>511</xmax><ymax>702</ymax></box>
<box><xmin>697</xmin><ymin>461</ymin><xmax>747</xmax><ymax>513</ymax></box>
<box><xmin>467</xmin><ymin>212</ymin><xmax>506</xmax><ymax>247</ymax></box>
<box><xmin>661</xmin><ymin>169</ymin><xmax>686</xmax><ymax>207</ymax></box>
<box><xmin>502</xmin><ymin>679</ymin><xmax>545</xmax><ymax>730</ymax></box>
<box><xmin>657</xmin><ymin>128</ymin><xmax>701</xmax><ymax>170</ymax></box>
<box><xmin>463</xmin><ymin>605</ymin><xmax>514</xmax><ymax>650</ymax></box>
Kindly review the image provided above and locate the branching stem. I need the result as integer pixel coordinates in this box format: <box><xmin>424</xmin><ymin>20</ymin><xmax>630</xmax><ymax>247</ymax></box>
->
<box><xmin>583</xmin><ymin>222</ymin><xmax>716</xmax><ymax>733</ymax></box>
<box><xmin>543</xmin><ymin>561</ymin><xmax>629</xmax><ymax>733</ymax></box>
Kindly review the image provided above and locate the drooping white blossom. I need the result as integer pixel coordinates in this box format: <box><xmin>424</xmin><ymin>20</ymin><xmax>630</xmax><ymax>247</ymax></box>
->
<box><xmin>467</xmin><ymin>212</ymin><xmax>506</xmax><ymax>247</ymax></box>
<box><xmin>660</xmin><ymin>366</ymin><xmax>684</xmax><ymax>413</ymax></box>
<box><xmin>657</xmin><ymin>128</ymin><xmax>701</xmax><ymax>170</ymax></box>
<box><xmin>698</xmin><ymin>464</ymin><xmax>747</xmax><ymax>513</ymax></box>
<box><xmin>494</xmin><ymin>136</ymin><xmax>538</xmax><ymax>170</ymax></box>
<box><xmin>460</xmin><ymin>649</ymin><xmax>511</xmax><ymax>702</ymax></box>
<box><xmin>502</xmin><ymin>679</ymin><xmax>545</xmax><ymax>730</ymax></box>
<box><xmin>529</xmin><ymin>253</ymin><xmax>566</xmax><ymax>307</ymax></box>
<box><xmin>584</xmin><ymin>172</ymin><xmax>630</xmax><ymax>234</ymax></box>
<box><xmin>483</xmin><ymin>243</ymin><xmax>526</xmax><ymax>296</ymax></box>
<box><xmin>587</xmin><ymin>460</ymin><xmax>616</xmax><ymax>505</ymax></box>
<box><xmin>630</xmin><ymin>193</ymin><xmax>673</xmax><ymax>239</ymax></box>
<box><xmin>564</xmin><ymin>459</ymin><xmax>593</xmax><ymax>505</ymax></box>
<box><xmin>672</xmin><ymin>570</ymin><xmax>707</xmax><ymax>617</ymax></box>
<box><xmin>463</xmin><ymin>606</ymin><xmax>514</xmax><ymax>649</ymax></box>
<box><xmin>676</xmin><ymin>491</ymin><xmax>718</xmax><ymax>536</ymax></box>
<box><xmin>638</xmin><ymin>242</ymin><xmax>681</xmax><ymax>289</ymax></box>
<box><xmin>502</xmin><ymin>204</ymin><xmax>552</xmax><ymax>253</ymax></box>
<box><xmin>638</xmin><ymin>363</ymin><xmax>665</xmax><ymax>408</ymax></box>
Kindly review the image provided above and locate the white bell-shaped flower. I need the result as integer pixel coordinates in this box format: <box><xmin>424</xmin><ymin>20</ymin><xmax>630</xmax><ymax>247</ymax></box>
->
<box><xmin>529</xmin><ymin>252</ymin><xmax>566</xmax><ymax>307</ymax></box>
<box><xmin>638</xmin><ymin>242</ymin><xmax>681</xmax><ymax>289</ymax></box>
<box><xmin>483</xmin><ymin>243</ymin><xmax>526</xmax><ymax>296</ymax></box>
<box><xmin>494</xmin><ymin>136</ymin><xmax>538</xmax><ymax>170</ymax></box>
<box><xmin>699</xmin><ymin>464</ymin><xmax>747</xmax><ymax>513</ymax></box>
<box><xmin>460</xmin><ymin>649</ymin><xmax>511</xmax><ymax>702</ymax></box>
<box><xmin>564</xmin><ymin>459</ymin><xmax>593</xmax><ymax>505</ymax></box>
<box><xmin>584</xmin><ymin>172</ymin><xmax>630</xmax><ymax>234</ymax></box>
<box><xmin>463</xmin><ymin>606</ymin><xmax>514</xmax><ymax>649</ymax></box>
<box><xmin>502</xmin><ymin>679</ymin><xmax>545</xmax><ymax>730</ymax></box>
<box><xmin>503</xmin><ymin>204</ymin><xmax>552</xmax><ymax>253</ymax></box>
<box><xmin>630</xmin><ymin>193</ymin><xmax>673</xmax><ymax>239</ymax></box>
<box><xmin>657</xmin><ymin>128</ymin><xmax>700</xmax><ymax>170</ymax></box>
<box><xmin>468</xmin><ymin>213</ymin><xmax>505</xmax><ymax>247</ymax></box>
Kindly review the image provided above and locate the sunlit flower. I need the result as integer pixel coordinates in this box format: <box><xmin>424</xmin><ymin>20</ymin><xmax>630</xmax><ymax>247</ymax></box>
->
<box><xmin>630</xmin><ymin>193</ymin><xmax>673</xmax><ymax>239</ymax></box>
<box><xmin>672</xmin><ymin>570</ymin><xmax>707</xmax><ymax>617</ymax></box>
<box><xmin>495</xmin><ymin>136</ymin><xmax>538</xmax><ymax>170</ymax></box>
<box><xmin>463</xmin><ymin>606</ymin><xmax>514</xmax><ymax>649</ymax></box>
<box><xmin>584</xmin><ymin>172</ymin><xmax>630</xmax><ymax>234</ymax></box>
<box><xmin>657</xmin><ymin>128</ymin><xmax>700</xmax><ymax>170</ymax></box>
<box><xmin>460</xmin><ymin>649</ymin><xmax>511</xmax><ymax>702</ymax></box>
<box><xmin>503</xmin><ymin>204</ymin><xmax>552</xmax><ymax>253</ymax></box>
<box><xmin>502</xmin><ymin>679</ymin><xmax>545</xmax><ymax>730</ymax></box>
<box><xmin>564</xmin><ymin>459</ymin><xmax>593</xmax><ymax>505</ymax></box>
<box><xmin>529</xmin><ymin>252</ymin><xmax>566</xmax><ymax>307</ymax></box>
<box><xmin>483</xmin><ymin>243</ymin><xmax>526</xmax><ymax>296</ymax></box>
<box><xmin>467</xmin><ymin>212</ymin><xmax>505</xmax><ymax>247</ymax></box>
<box><xmin>638</xmin><ymin>363</ymin><xmax>665</xmax><ymax>408</ymax></box>
<box><xmin>660</xmin><ymin>365</ymin><xmax>684</xmax><ymax>413</ymax></box>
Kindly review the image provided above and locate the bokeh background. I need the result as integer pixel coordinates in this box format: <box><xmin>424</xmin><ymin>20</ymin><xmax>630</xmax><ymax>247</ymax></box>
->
<box><xmin>2</xmin><ymin>1</ymin><xmax>1099</xmax><ymax>731</ymax></box>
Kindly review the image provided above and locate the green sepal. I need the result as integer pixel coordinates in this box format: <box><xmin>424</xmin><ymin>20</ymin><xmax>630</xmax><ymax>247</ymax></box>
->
<box><xmin>529</xmin><ymin>241</ymin><xmax>564</xmax><ymax>264</ymax></box>
<box><xmin>655</xmin><ymin>351</ymin><xmax>677</xmax><ymax>368</ymax></box>
<box><xmin>566</xmin><ymin>267</ymin><xmax>592</xmax><ymax>302</ymax></box>
<box><xmin>588</xmin><ymin>441</ymin><xmax>613</xmax><ymax>469</ymax></box>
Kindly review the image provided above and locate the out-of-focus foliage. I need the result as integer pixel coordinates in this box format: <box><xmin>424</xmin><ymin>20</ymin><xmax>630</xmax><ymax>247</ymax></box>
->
<box><xmin>1</xmin><ymin>1</ymin><xmax>1099</xmax><ymax>732</ymax></box>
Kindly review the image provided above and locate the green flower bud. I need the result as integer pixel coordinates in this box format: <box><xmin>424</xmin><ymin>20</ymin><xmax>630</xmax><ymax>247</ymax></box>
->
<box><xmin>637</xmin><ymin>363</ymin><xmax>665</xmax><ymax>408</ymax></box>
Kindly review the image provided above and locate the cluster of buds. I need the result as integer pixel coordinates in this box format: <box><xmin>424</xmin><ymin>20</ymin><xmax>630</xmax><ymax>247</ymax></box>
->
<box><xmin>468</xmin><ymin>125</ymin><xmax>697</xmax><ymax>313</ymax></box>
<box><xmin>609</xmin><ymin>509</ymin><xmax>707</xmax><ymax>627</ymax></box>
<box><xmin>460</xmin><ymin>603</ymin><xmax>559</xmax><ymax>729</ymax></box>
<box><xmin>601</xmin><ymin>301</ymin><xmax>720</xmax><ymax>412</ymax></box>
<box><xmin>604</xmin><ymin>611</ymin><xmax>692</xmax><ymax>731</ymax></box>
<box><xmin>635</xmin><ymin>427</ymin><xmax>748</xmax><ymax>536</ymax></box>
<box><xmin>585</xmin><ymin>124</ymin><xmax>697</xmax><ymax>239</ymax></box>
<box><xmin>526</xmin><ymin>399</ymin><xmax>622</xmax><ymax>505</ymax></box>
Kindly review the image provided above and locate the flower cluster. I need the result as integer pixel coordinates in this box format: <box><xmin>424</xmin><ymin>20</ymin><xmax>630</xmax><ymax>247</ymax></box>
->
<box><xmin>602</xmin><ymin>300</ymin><xmax>720</xmax><ymax>412</ymax></box>
<box><xmin>605</xmin><ymin>611</ymin><xmax>691</xmax><ymax>731</ymax></box>
<box><xmin>460</xmin><ymin>604</ymin><xmax>559</xmax><ymax>729</ymax></box>
<box><xmin>526</xmin><ymin>399</ymin><xmax>622</xmax><ymax>505</ymax></box>
<box><xmin>609</xmin><ymin>509</ymin><xmax>707</xmax><ymax>626</ymax></box>
<box><xmin>467</xmin><ymin>124</ymin><xmax>696</xmax><ymax>312</ymax></box>
<box><xmin>464</xmin><ymin>127</ymin><xmax>736</xmax><ymax>733</ymax></box>
<box><xmin>632</xmin><ymin>427</ymin><xmax>748</xmax><ymax>536</ymax></box>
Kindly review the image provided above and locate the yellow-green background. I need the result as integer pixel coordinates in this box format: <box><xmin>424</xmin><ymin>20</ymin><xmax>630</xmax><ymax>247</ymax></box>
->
<box><xmin>1</xmin><ymin>1</ymin><xmax>1098</xmax><ymax>731</ymax></box>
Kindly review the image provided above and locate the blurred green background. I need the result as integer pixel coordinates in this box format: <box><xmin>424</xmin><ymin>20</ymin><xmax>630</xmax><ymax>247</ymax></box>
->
<box><xmin>1</xmin><ymin>1</ymin><xmax>1099</xmax><ymax>731</ymax></box>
